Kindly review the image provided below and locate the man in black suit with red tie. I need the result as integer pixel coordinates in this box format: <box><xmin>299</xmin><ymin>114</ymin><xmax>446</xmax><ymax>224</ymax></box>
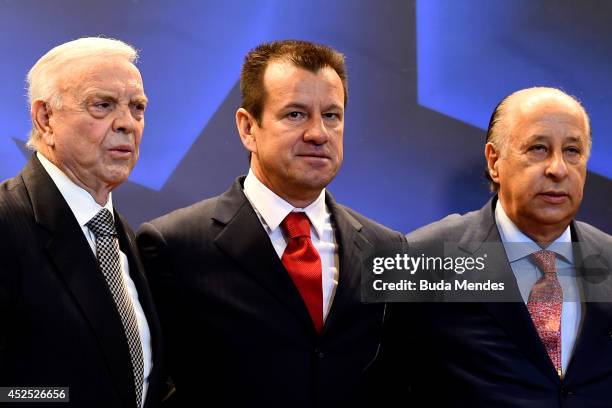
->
<box><xmin>137</xmin><ymin>40</ymin><xmax>405</xmax><ymax>407</ymax></box>
<box><xmin>0</xmin><ymin>37</ymin><xmax>163</xmax><ymax>407</ymax></box>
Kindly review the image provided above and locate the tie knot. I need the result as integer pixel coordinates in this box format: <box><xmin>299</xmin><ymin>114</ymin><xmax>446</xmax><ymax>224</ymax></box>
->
<box><xmin>281</xmin><ymin>212</ymin><xmax>311</xmax><ymax>239</ymax></box>
<box><xmin>86</xmin><ymin>208</ymin><xmax>117</xmax><ymax>237</ymax></box>
<box><xmin>531</xmin><ymin>249</ymin><xmax>557</xmax><ymax>275</ymax></box>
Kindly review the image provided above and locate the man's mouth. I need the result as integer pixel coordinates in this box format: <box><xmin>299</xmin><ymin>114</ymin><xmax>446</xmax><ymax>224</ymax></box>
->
<box><xmin>296</xmin><ymin>152</ymin><xmax>330</xmax><ymax>159</ymax></box>
<box><xmin>539</xmin><ymin>191</ymin><xmax>569</xmax><ymax>204</ymax></box>
<box><xmin>108</xmin><ymin>145</ymin><xmax>133</xmax><ymax>158</ymax></box>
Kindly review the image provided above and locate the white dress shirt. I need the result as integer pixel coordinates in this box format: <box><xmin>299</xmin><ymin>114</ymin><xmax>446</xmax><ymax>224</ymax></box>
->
<box><xmin>495</xmin><ymin>200</ymin><xmax>582</xmax><ymax>375</ymax></box>
<box><xmin>243</xmin><ymin>170</ymin><xmax>339</xmax><ymax>320</ymax></box>
<box><xmin>38</xmin><ymin>153</ymin><xmax>152</xmax><ymax>406</ymax></box>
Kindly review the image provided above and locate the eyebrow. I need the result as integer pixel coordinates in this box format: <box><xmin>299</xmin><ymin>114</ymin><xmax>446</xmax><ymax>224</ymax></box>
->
<box><xmin>281</xmin><ymin>102</ymin><xmax>309</xmax><ymax>112</ymax></box>
<box><xmin>281</xmin><ymin>102</ymin><xmax>343</xmax><ymax>112</ymax></box>
<box><xmin>563</xmin><ymin>136</ymin><xmax>583</xmax><ymax>144</ymax></box>
<box><xmin>527</xmin><ymin>134</ymin><xmax>584</xmax><ymax>144</ymax></box>
<box><xmin>132</xmin><ymin>95</ymin><xmax>149</xmax><ymax>105</ymax></box>
<box><xmin>322</xmin><ymin>103</ymin><xmax>343</xmax><ymax>112</ymax></box>
<box><xmin>82</xmin><ymin>92</ymin><xmax>148</xmax><ymax>105</ymax></box>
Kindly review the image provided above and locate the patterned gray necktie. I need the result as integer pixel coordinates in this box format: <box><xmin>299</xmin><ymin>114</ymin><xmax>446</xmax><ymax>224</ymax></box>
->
<box><xmin>86</xmin><ymin>208</ymin><xmax>144</xmax><ymax>407</ymax></box>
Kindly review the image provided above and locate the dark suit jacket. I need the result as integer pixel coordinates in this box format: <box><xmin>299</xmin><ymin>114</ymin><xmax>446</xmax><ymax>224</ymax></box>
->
<box><xmin>136</xmin><ymin>176</ymin><xmax>405</xmax><ymax>407</ymax></box>
<box><xmin>0</xmin><ymin>155</ymin><xmax>164</xmax><ymax>408</ymax></box>
<box><xmin>385</xmin><ymin>196</ymin><xmax>612</xmax><ymax>408</ymax></box>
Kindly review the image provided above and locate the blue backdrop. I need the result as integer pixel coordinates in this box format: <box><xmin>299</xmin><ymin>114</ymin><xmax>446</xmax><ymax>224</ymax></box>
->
<box><xmin>1</xmin><ymin>0</ymin><xmax>610</xmax><ymax>233</ymax></box>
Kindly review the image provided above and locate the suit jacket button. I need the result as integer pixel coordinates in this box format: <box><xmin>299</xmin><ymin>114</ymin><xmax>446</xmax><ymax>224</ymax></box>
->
<box><xmin>608</xmin><ymin>329</ymin><xmax>612</xmax><ymax>339</ymax></box>
<box><xmin>317</xmin><ymin>351</ymin><xmax>325</xmax><ymax>359</ymax></box>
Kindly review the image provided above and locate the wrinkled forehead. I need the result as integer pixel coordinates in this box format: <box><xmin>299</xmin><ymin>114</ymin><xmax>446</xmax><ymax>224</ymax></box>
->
<box><xmin>56</xmin><ymin>56</ymin><xmax>144</xmax><ymax>96</ymax></box>
<box><xmin>262</xmin><ymin>60</ymin><xmax>343</xmax><ymax>102</ymax></box>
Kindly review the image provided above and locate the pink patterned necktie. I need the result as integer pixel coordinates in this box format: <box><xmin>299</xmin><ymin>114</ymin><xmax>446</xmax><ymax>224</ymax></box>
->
<box><xmin>527</xmin><ymin>249</ymin><xmax>563</xmax><ymax>377</ymax></box>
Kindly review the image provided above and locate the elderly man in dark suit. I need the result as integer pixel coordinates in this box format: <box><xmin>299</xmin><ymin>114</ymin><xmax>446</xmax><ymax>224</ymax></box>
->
<box><xmin>0</xmin><ymin>37</ymin><xmax>163</xmax><ymax>407</ymax></box>
<box><xmin>137</xmin><ymin>40</ymin><xmax>405</xmax><ymax>407</ymax></box>
<box><xmin>386</xmin><ymin>87</ymin><xmax>612</xmax><ymax>407</ymax></box>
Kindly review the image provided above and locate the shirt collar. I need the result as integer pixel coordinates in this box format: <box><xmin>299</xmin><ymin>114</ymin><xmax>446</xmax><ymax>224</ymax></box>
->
<box><xmin>243</xmin><ymin>169</ymin><xmax>327</xmax><ymax>239</ymax></box>
<box><xmin>494</xmin><ymin>198</ymin><xmax>573</xmax><ymax>264</ymax></box>
<box><xmin>37</xmin><ymin>152</ymin><xmax>114</xmax><ymax>228</ymax></box>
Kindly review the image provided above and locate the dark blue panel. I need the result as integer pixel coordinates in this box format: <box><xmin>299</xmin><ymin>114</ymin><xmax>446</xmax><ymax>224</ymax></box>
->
<box><xmin>1</xmin><ymin>0</ymin><xmax>610</xmax><ymax>234</ymax></box>
<box><xmin>0</xmin><ymin>0</ymin><xmax>279</xmax><ymax>189</ymax></box>
<box><xmin>417</xmin><ymin>0</ymin><xmax>612</xmax><ymax>180</ymax></box>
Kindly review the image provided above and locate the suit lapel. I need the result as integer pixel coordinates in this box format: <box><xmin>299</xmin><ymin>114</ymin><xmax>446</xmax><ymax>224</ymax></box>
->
<box><xmin>22</xmin><ymin>155</ymin><xmax>136</xmax><ymax>404</ymax></box>
<box><xmin>563</xmin><ymin>223</ymin><xmax>612</xmax><ymax>381</ymax></box>
<box><xmin>322</xmin><ymin>193</ymin><xmax>373</xmax><ymax>335</ymax></box>
<box><xmin>212</xmin><ymin>178</ymin><xmax>315</xmax><ymax>334</ymax></box>
<box><xmin>458</xmin><ymin>197</ymin><xmax>561</xmax><ymax>383</ymax></box>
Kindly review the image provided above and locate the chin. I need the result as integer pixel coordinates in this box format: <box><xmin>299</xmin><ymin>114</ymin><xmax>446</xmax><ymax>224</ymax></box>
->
<box><xmin>532</xmin><ymin>210</ymin><xmax>575</xmax><ymax>227</ymax></box>
<box><xmin>103</xmin><ymin>169</ymin><xmax>131</xmax><ymax>186</ymax></box>
<box><xmin>299</xmin><ymin>176</ymin><xmax>332</xmax><ymax>190</ymax></box>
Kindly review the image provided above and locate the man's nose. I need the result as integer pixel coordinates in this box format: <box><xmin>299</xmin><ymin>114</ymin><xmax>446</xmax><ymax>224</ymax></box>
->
<box><xmin>546</xmin><ymin>150</ymin><xmax>569</xmax><ymax>180</ymax></box>
<box><xmin>303</xmin><ymin>114</ymin><xmax>329</xmax><ymax>145</ymax></box>
<box><xmin>112</xmin><ymin>105</ymin><xmax>136</xmax><ymax>134</ymax></box>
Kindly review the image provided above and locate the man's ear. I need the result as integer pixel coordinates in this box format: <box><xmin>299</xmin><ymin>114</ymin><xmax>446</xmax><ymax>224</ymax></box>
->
<box><xmin>32</xmin><ymin>100</ymin><xmax>55</xmax><ymax>147</ymax></box>
<box><xmin>236</xmin><ymin>108</ymin><xmax>258</xmax><ymax>154</ymax></box>
<box><xmin>484</xmin><ymin>142</ymin><xmax>501</xmax><ymax>183</ymax></box>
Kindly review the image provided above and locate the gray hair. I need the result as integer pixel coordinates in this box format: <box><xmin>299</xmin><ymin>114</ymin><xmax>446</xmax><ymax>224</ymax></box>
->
<box><xmin>26</xmin><ymin>37</ymin><xmax>138</xmax><ymax>149</ymax></box>
<box><xmin>484</xmin><ymin>86</ymin><xmax>592</xmax><ymax>191</ymax></box>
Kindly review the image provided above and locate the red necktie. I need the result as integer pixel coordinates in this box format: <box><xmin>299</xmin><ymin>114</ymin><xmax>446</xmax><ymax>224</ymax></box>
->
<box><xmin>527</xmin><ymin>249</ymin><xmax>563</xmax><ymax>376</ymax></box>
<box><xmin>281</xmin><ymin>212</ymin><xmax>323</xmax><ymax>333</ymax></box>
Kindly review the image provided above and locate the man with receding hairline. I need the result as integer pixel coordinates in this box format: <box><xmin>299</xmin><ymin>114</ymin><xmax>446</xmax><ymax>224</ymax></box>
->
<box><xmin>137</xmin><ymin>39</ymin><xmax>405</xmax><ymax>407</ymax></box>
<box><xmin>484</xmin><ymin>87</ymin><xmax>592</xmax><ymax>244</ymax></box>
<box><xmin>0</xmin><ymin>37</ymin><xmax>163</xmax><ymax>408</ymax></box>
<box><xmin>385</xmin><ymin>87</ymin><xmax>612</xmax><ymax>407</ymax></box>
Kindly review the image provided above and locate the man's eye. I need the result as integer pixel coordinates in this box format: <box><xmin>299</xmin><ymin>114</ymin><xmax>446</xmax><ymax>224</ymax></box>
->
<box><xmin>93</xmin><ymin>102</ymin><xmax>113</xmax><ymax>110</ymax></box>
<box><xmin>132</xmin><ymin>103</ymin><xmax>146</xmax><ymax>112</ymax></box>
<box><xmin>287</xmin><ymin>111</ymin><xmax>305</xmax><ymax>119</ymax></box>
<box><xmin>528</xmin><ymin>144</ymin><xmax>547</xmax><ymax>152</ymax></box>
<box><xmin>564</xmin><ymin>146</ymin><xmax>581</xmax><ymax>155</ymax></box>
<box><xmin>323</xmin><ymin>112</ymin><xmax>341</xmax><ymax>120</ymax></box>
